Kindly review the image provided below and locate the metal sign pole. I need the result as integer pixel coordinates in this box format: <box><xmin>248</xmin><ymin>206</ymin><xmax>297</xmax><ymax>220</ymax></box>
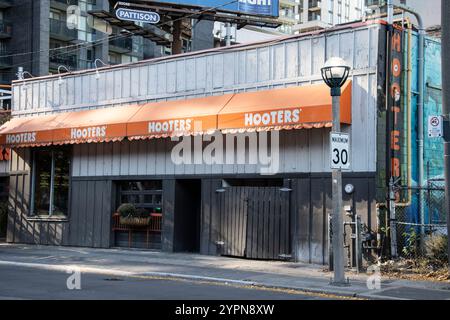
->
<box><xmin>331</xmin><ymin>94</ymin><xmax>345</xmax><ymax>285</ymax></box>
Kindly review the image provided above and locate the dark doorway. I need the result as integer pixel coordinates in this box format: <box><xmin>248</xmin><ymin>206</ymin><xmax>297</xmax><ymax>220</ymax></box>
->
<box><xmin>217</xmin><ymin>186</ymin><xmax>291</xmax><ymax>260</ymax></box>
<box><xmin>173</xmin><ymin>179</ymin><xmax>201</xmax><ymax>253</ymax></box>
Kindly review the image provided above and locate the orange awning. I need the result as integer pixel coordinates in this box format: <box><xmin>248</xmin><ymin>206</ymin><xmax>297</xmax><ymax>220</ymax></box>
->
<box><xmin>52</xmin><ymin>105</ymin><xmax>142</xmax><ymax>145</ymax></box>
<box><xmin>0</xmin><ymin>82</ymin><xmax>352</xmax><ymax>148</ymax></box>
<box><xmin>0</xmin><ymin>113</ymin><xmax>70</xmax><ymax>147</ymax></box>
<box><xmin>217</xmin><ymin>81</ymin><xmax>351</xmax><ymax>133</ymax></box>
<box><xmin>126</xmin><ymin>95</ymin><xmax>232</xmax><ymax>140</ymax></box>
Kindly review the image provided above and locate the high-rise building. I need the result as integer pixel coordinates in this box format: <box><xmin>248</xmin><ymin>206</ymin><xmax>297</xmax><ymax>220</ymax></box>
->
<box><xmin>293</xmin><ymin>0</ymin><xmax>365</xmax><ymax>33</ymax></box>
<box><xmin>215</xmin><ymin>0</ymin><xmax>367</xmax><ymax>44</ymax></box>
<box><xmin>0</xmin><ymin>0</ymin><xmax>214</xmax><ymax>87</ymax></box>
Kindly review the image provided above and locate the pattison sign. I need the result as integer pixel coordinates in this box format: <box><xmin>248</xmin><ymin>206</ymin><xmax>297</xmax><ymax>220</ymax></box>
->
<box><xmin>116</xmin><ymin>7</ymin><xmax>161</xmax><ymax>24</ymax></box>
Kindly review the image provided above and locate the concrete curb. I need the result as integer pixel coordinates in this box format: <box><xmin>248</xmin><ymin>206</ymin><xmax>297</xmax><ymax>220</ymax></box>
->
<box><xmin>0</xmin><ymin>260</ymin><xmax>381</xmax><ymax>299</ymax></box>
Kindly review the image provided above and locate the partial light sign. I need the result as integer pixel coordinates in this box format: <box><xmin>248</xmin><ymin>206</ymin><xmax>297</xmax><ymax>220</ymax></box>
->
<box><xmin>116</xmin><ymin>7</ymin><xmax>161</xmax><ymax>24</ymax></box>
<box><xmin>133</xmin><ymin>0</ymin><xmax>279</xmax><ymax>17</ymax></box>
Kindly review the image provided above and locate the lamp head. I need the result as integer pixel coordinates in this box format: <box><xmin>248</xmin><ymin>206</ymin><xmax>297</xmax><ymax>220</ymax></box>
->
<box><xmin>321</xmin><ymin>57</ymin><xmax>351</xmax><ymax>96</ymax></box>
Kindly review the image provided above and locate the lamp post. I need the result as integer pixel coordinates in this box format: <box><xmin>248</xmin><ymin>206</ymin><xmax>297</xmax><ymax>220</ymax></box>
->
<box><xmin>321</xmin><ymin>57</ymin><xmax>351</xmax><ymax>285</ymax></box>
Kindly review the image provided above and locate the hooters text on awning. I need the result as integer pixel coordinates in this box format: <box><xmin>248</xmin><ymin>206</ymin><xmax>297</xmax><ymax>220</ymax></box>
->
<box><xmin>0</xmin><ymin>82</ymin><xmax>352</xmax><ymax>148</ymax></box>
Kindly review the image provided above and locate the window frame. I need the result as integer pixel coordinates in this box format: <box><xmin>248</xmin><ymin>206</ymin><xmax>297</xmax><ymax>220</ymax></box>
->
<box><xmin>117</xmin><ymin>180</ymin><xmax>163</xmax><ymax>212</ymax></box>
<box><xmin>29</xmin><ymin>147</ymin><xmax>72</xmax><ymax>218</ymax></box>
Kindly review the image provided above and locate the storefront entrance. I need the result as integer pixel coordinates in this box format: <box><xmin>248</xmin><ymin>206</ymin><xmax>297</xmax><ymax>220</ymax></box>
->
<box><xmin>113</xmin><ymin>180</ymin><xmax>163</xmax><ymax>249</ymax></box>
<box><xmin>217</xmin><ymin>184</ymin><xmax>291</xmax><ymax>260</ymax></box>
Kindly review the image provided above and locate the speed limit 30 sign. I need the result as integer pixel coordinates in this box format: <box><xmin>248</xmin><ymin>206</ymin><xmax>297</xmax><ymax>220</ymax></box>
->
<box><xmin>330</xmin><ymin>132</ymin><xmax>351</xmax><ymax>170</ymax></box>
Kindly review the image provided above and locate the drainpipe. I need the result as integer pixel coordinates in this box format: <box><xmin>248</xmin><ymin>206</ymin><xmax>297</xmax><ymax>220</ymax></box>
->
<box><xmin>395</xmin><ymin>18</ymin><xmax>413</xmax><ymax>207</ymax></box>
<box><xmin>394</xmin><ymin>4</ymin><xmax>426</xmax><ymax>231</ymax></box>
<box><xmin>387</xmin><ymin>0</ymin><xmax>394</xmax><ymax>25</ymax></box>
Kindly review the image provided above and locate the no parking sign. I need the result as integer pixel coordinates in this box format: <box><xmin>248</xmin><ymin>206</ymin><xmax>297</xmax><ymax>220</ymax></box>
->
<box><xmin>428</xmin><ymin>115</ymin><xmax>443</xmax><ymax>138</ymax></box>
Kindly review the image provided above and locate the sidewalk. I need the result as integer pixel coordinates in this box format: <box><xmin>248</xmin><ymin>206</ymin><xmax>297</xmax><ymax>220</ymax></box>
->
<box><xmin>0</xmin><ymin>243</ymin><xmax>449</xmax><ymax>300</ymax></box>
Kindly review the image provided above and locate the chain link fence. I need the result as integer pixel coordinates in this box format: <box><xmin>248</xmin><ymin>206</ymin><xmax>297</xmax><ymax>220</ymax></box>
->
<box><xmin>394</xmin><ymin>179</ymin><xmax>448</xmax><ymax>261</ymax></box>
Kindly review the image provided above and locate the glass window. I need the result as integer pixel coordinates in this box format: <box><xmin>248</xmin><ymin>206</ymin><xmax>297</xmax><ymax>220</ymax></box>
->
<box><xmin>31</xmin><ymin>147</ymin><xmax>71</xmax><ymax>217</ymax></box>
<box><xmin>117</xmin><ymin>181</ymin><xmax>163</xmax><ymax>213</ymax></box>
<box><xmin>119</xmin><ymin>181</ymin><xmax>162</xmax><ymax>191</ymax></box>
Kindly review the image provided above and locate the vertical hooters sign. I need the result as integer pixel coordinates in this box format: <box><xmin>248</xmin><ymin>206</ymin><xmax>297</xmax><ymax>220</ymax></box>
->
<box><xmin>389</xmin><ymin>27</ymin><xmax>404</xmax><ymax>185</ymax></box>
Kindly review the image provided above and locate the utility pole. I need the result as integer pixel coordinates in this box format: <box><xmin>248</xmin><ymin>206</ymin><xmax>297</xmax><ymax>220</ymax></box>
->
<box><xmin>442</xmin><ymin>0</ymin><xmax>450</xmax><ymax>270</ymax></box>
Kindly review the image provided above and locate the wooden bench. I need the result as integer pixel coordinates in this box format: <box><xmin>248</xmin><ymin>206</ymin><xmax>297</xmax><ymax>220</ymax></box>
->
<box><xmin>112</xmin><ymin>213</ymin><xmax>162</xmax><ymax>248</ymax></box>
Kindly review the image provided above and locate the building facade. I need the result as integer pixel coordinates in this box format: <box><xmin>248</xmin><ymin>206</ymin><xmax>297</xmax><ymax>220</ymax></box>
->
<box><xmin>0</xmin><ymin>19</ymin><xmax>443</xmax><ymax>265</ymax></box>
<box><xmin>2</xmin><ymin>22</ymin><xmax>381</xmax><ymax>264</ymax></box>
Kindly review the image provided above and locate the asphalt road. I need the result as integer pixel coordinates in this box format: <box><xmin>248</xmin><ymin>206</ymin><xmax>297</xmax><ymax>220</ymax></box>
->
<box><xmin>0</xmin><ymin>265</ymin><xmax>334</xmax><ymax>300</ymax></box>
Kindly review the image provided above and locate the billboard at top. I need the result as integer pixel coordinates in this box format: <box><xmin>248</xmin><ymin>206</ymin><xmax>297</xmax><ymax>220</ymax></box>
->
<box><xmin>137</xmin><ymin>0</ymin><xmax>279</xmax><ymax>17</ymax></box>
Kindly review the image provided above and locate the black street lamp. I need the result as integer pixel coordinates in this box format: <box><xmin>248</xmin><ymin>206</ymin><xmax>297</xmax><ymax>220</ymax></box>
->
<box><xmin>321</xmin><ymin>57</ymin><xmax>351</xmax><ymax>286</ymax></box>
<box><xmin>321</xmin><ymin>57</ymin><xmax>351</xmax><ymax>97</ymax></box>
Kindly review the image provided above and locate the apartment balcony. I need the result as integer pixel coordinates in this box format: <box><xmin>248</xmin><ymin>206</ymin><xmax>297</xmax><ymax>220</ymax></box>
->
<box><xmin>308</xmin><ymin>0</ymin><xmax>322</xmax><ymax>11</ymax></box>
<box><xmin>49</xmin><ymin>54</ymin><xmax>78</xmax><ymax>70</ymax></box>
<box><xmin>50</xmin><ymin>0</ymin><xmax>81</xmax><ymax>10</ymax></box>
<box><xmin>49</xmin><ymin>54</ymin><xmax>94</xmax><ymax>71</ymax></box>
<box><xmin>49</xmin><ymin>18</ymin><xmax>78</xmax><ymax>41</ymax></box>
<box><xmin>280</xmin><ymin>0</ymin><xmax>298</xmax><ymax>7</ymax></box>
<box><xmin>77</xmin><ymin>59</ymin><xmax>94</xmax><ymax>70</ymax></box>
<box><xmin>0</xmin><ymin>20</ymin><xmax>12</xmax><ymax>39</ymax></box>
<box><xmin>0</xmin><ymin>53</ymin><xmax>12</xmax><ymax>69</ymax></box>
<box><xmin>365</xmin><ymin>0</ymin><xmax>386</xmax><ymax>8</ymax></box>
<box><xmin>292</xmin><ymin>20</ymin><xmax>330</xmax><ymax>33</ymax></box>
<box><xmin>0</xmin><ymin>0</ymin><xmax>13</xmax><ymax>9</ymax></box>
<box><xmin>278</xmin><ymin>15</ymin><xmax>297</xmax><ymax>25</ymax></box>
<box><xmin>109</xmin><ymin>37</ymin><xmax>133</xmax><ymax>54</ymax></box>
<box><xmin>278</xmin><ymin>10</ymin><xmax>297</xmax><ymax>25</ymax></box>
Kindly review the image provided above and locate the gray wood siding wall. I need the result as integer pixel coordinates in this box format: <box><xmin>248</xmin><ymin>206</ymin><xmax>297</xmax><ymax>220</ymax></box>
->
<box><xmin>200</xmin><ymin>175</ymin><xmax>376</xmax><ymax>264</ymax></box>
<box><xmin>12</xmin><ymin>25</ymin><xmax>379</xmax><ymax>116</ymax></box>
<box><xmin>6</xmin><ymin>149</ymin><xmax>112</xmax><ymax>248</ymax></box>
<box><xmin>71</xmin><ymin>112</ymin><xmax>377</xmax><ymax>178</ymax></box>
<box><xmin>68</xmin><ymin>179</ymin><xmax>112</xmax><ymax>248</ymax></box>
<box><xmin>0</xmin><ymin>160</ymin><xmax>9</xmax><ymax>175</ymax></box>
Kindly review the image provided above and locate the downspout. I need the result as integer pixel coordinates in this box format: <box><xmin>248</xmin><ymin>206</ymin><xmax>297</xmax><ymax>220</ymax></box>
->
<box><xmin>387</xmin><ymin>0</ymin><xmax>394</xmax><ymax>25</ymax></box>
<box><xmin>395</xmin><ymin>18</ymin><xmax>413</xmax><ymax>207</ymax></box>
<box><xmin>394</xmin><ymin>5</ymin><xmax>426</xmax><ymax>230</ymax></box>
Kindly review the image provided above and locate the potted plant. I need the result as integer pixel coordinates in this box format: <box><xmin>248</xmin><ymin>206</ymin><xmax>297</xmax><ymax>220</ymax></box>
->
<box><xmin>116</xmin><ymin>203</ymin><xmax>150</xmax><ymax>227</ymax></box>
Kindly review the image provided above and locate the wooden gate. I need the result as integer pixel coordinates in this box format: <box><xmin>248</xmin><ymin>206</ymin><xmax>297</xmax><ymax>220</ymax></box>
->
<box><xmin>218</xmin><ymin>187</ymin><xmax>291</xmax><ymax>260</ymax></box>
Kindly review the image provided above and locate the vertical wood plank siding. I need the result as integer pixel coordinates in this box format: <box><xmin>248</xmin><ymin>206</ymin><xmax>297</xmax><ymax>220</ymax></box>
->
<box><xmin>71</xmin><ymin>124</ymin><xmax>376</xmax><ymax>178</ymax></box>
<box><xmin>200</xmin><ymin>176</ymin><xmax>376</xmax><ymax>264</ymax></box>
<box><xmin>7</xmin><ymin>149</ymin><xmax>113</xmax><ymax>248</ymax></box>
